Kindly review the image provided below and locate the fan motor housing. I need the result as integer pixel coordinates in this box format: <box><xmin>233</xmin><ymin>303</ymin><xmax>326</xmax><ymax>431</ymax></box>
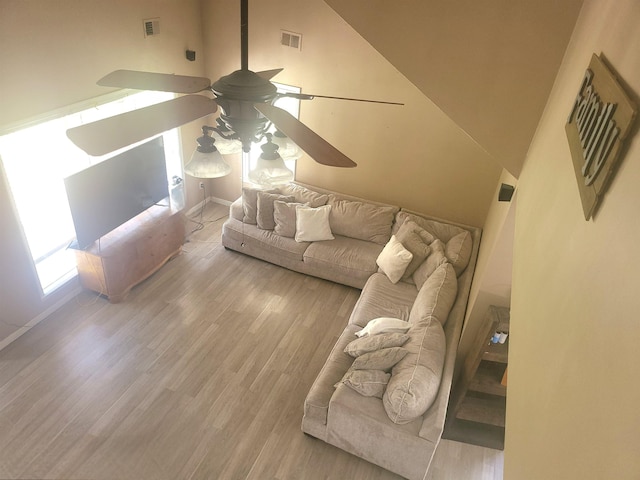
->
<box><xmin>212</xmin><ymin>69</ymin><xmax>277</xmax><ymax>152</ymax></box>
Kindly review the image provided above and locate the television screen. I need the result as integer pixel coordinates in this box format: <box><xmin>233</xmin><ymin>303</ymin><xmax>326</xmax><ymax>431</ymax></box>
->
<box><xmin>64</xmin><ymin>136</ymin><xmax>169</xmax><ymax>249</ymax></box>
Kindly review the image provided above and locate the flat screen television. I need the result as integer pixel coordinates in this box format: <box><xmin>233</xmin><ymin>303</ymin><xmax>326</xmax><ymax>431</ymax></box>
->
<box><xmin>64</xmin><ymin>136</ymin><xmax>169</xmax><ymax>249</ymax></box>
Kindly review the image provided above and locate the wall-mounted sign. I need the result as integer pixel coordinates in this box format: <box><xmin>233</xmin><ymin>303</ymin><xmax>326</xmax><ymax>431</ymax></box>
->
<box><xmin>566</xmin><ymin>53</ymin><xmax>637</xmax><ymax>220</ymax></box>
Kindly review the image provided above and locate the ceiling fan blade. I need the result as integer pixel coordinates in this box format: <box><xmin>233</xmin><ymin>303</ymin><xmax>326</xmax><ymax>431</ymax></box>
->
<box><xmin>279</xmin><ymin>92</ymin><xmax>403</xmax><ymax>106</ymax></box>
<box><xmin>98</xmin><ymin>70</ymin><xmax>212</xmax><ymax>94</ymax></box>
<box><xmin>67</xmin><ymin>95</ymin><xmax>218</xmax><ymax>156</ymax></box>
<box><xmin>254</xmin><ymin>103</ymin><xmax>356</xmax><ymax>168</ymax></box>
<box><xmin>256</xmin><ymin>68</ymin><xmax>284</xmax><ymax>80</ymax></box>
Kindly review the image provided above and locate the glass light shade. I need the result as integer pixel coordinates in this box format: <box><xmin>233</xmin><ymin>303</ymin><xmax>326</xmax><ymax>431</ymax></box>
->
<box><xmin>248</xmin><ymin>156</ymin><xmax>294</xmax><ymax>186</ymax></box>
<box><xmin>271</xmin><ymin>132</ymin><xmax>302</xmax><ymax>161</ymax></box>
<box><xmin>184</xmin><ymin>148</ymin><xmax>232</xmax><ymax>178</ymax></box>
<box><xmin>211</xmin><ymin>131</ymin><xmax>243</xmax><ymax>155</ymax></box>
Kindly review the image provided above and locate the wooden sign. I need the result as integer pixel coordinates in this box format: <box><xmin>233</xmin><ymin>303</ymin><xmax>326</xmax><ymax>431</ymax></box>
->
<box><xmin>566</xmin><ymin>54</ymin><xmax>637</xmax><ymax>220</ymax></box>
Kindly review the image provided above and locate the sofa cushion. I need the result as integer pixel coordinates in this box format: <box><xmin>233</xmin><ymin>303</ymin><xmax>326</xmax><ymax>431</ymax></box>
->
<box><xmin>344</xmin><ymin>332</ymin><xmax>410</xmax><ymax>357</ymax></box>
<box><xmin>327</xmin><ymin>381</ymin><xmax>427</xmax><ymax>480</ymax></box>
<box><xmin>395</xmin><ymin>221</ymin><xmax>434</xmax><ymax>281</ymax></box>
<box><xmin>348</xmin><ymin>273</ymin><xmax>418</xmax><ymax>328</ymax></box>
<box><xmin>242</xmin><ymin>187</ymin><xmax>278</xmax><ymax>224</ymax></box>
<box><xmin>383</xmin><ymin>317</ymin><xmax>446</xmax><ymax>425</ymax></box>
<box><xmin>335</xmin><ymin>369</ymin><xmax>391</xmax><ymax>399</ymax></box>
<box><xmin>381</xmin><ymin>263</ymin><xmax>456</xmax><ymax>424</ymax></box>
<box><xmin>352</xmin><ymin>347</ymin><xmax>408</xmax><ymax>372</ymax></box>
<box><xmin>445</xmin><ymin>230</ymin><xmax>473</xmax><ymax>276</ymax></box>
<box><xmin>328</xmin><ymin>196</ymin><xmax>397</xmax><ymax>245</ymax></box>
<box><xmin>257</xmin><ymin>192</ymin><xmax>294</xmax><ymax>230</ymax></box>
<box><xmin>295</xmin><ymin>205</ymin><xmax>334</xmax><ymax>242</ymax></box>
<box><xmin>273</xmin><ymin>200</ymin><xmax>305</xmax><ymax>238</ymax></box>
<box><xmin>303</xmin><ymin>235</ymin><xmax>382</xmax><ymax>286</ymax></box>
<box><xmin>279</xmin><ymin>183</ymin><xmax>329</xmax><ymax>207</ymax></box>
<box><xmin>222</xmin><ymin>218</ymin><xmax>310</xmax><ymax>263</ymax></box>
<box><xmin>412</xmin><ymin>239</ymin><xmax>448</xmax><ymax>290</ymax></box>
<box><xmin>409</xmin><ymin>262</ymin><xmax>458</xmax><ymax>327</ymax></box>
<box><xmin>394</xmin><ymin>211</ymin><xmax>473</xmax><ymax>276</ymax></box>
<box><xmin>230</xmin><ymin>197</ymin><xmax>244</xmax><ymax>221</ymax></box>
<box><xmin>376</xmin><ymin>235</ymin><xmax>413</xmax><ymax>284</ymax></box>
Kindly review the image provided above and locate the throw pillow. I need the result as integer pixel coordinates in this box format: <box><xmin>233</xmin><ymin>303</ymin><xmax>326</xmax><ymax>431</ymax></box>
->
<box><xmin>256</xmin><ymin>192</ymin><xmax>295</xmax><ymax>230</ymax></box>
<box><xmin>344</xmin><ymin>332</ymin><xmax>410</xmax><ymax>357</ymax></box>
<box><xmin>295</xmin><ymin>204</ymin><xmax>334</xmax><ymax>242</ymax></box>
<box><xmin>395</xmin><ymin>221</ymin><xmax>434</xmax><ymax>280</ymax></box>
<box><xmin>242</xmin><ymin>187</ymin><xmax>278</xmax><ymax>224</ymax></box>
<box><xmin>351</xmin><ymin>347</ymin><xmax>408</xmax><ymax>372</ymax></box>
<box><xmin>273</xmin><ymin>200</ymin><xmax>306</xmax><ymax>238</ymax></box>
<box><xmin>335</xmin><ymin>369</ymin><xmax>391</xmax><ymax>398</ymax></box>
<box><xmin>376</xmin><ymin>235</ymin><xmax>413</xmax><ymax>284</ymax></box>
<box><xmin>355</xmin><ymin>317</ymin><xmax>411</xmax><ymax>338</ymax></box>
<box><xmin>413</xmin><ymin>239</ymin><xmax>448</xmax><ymax>290</ymax></box>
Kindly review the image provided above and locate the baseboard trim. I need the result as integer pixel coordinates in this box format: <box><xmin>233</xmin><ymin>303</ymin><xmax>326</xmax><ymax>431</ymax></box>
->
<box><xmin>0</xmin><ymin>286</ymin><xmax>82</xmax><ymax>352</ymax></box>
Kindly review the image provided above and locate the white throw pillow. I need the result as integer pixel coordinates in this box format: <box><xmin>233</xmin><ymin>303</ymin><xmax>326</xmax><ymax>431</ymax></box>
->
<box><xmin>355</xmin><ymin>317</ymin><xmax>411</xmax><ymax>338</ymax></box>
<box><xmin>376</xmin><ymin>235</ymin><xmax>413</xmax><ymax>284</ymax></box>
<box><xmin>295</xmin><ymin>204</ymin><xmax>334</xmax><ymax>242</ymax></box>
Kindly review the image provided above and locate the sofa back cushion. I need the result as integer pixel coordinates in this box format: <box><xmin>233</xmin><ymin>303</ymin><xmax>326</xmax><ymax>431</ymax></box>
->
<box><xmin>382</xmin><ymin>317</ymin><xmax>446</xmax><ymax>425</ymax></box>
<box><xmin>394</xmin><ymin>211</ymin><xmax>473</xmax><ymax>276</ymax></box>
<box><xmin>409</xmin><ymin>262</ymin><xmax>458</xmax><ymax>327</ymax></box>
<box><xmin>279</xmin><ymin>183</ymin><xmax>329</xmax><ymax>207</ymax></box>
<box><xmin>328</xmin><ymin>195</ymin><xmax>398</xmax><ymax>245</ymax></box>
<box><xmin>381</xmin><ymin>262</ymin><xmax>457</xmax><ymax>424</ymax></box>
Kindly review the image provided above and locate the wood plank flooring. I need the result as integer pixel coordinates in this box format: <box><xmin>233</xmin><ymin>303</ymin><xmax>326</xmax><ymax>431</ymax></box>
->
<box><xmin>0</xmin><ymin>202</ymin><xmax>503</xmax><ymax>480</ymax></box>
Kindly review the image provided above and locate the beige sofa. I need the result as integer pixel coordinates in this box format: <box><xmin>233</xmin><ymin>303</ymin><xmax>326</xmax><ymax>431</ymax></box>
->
<box><xmin>221</xmin><ymin>183</ymin><xmax>481</xmax><ymax>479</ymax></box>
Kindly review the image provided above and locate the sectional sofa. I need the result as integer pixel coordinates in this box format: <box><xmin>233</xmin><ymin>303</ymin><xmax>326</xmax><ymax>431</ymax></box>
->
<box><xmin>221</xmin><ymin>182</ymin><xmax>481</xmax><ymax>479</ymax></box>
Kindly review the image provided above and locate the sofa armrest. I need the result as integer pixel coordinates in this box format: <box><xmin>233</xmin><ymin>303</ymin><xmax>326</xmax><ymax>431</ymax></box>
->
<box><xmin>230</xmin><ymin>197</ymin><xmax>243</xmax><ymax>221</ymax></box>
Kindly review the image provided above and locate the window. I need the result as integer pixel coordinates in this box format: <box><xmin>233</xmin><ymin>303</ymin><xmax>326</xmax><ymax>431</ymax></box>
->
<box><xmin>0</xmin><ymin>91</ymin><xmax>182</xmax><ymax>296</ymax></box>
<box><xmin>243</xmin><ymin>83</ymin><xmax>301</xmax><ymax>183</ymax></box>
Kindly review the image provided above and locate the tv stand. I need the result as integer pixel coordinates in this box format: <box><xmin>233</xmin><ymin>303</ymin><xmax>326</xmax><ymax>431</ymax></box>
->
<box><xmin>73</xmin><ymin>205</ymin><xmax>185</xmax><ymax>303</ymax></box>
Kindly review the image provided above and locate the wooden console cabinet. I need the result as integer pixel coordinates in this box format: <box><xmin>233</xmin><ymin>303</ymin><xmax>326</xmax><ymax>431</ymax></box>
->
<box><xmin>444</xmin><ymin>305</ymin><xmax>510</xmax><ymax>449</ymax></box>
<box><xmin>73</xmin><ymin>205</ymin><xmax>185</xmax><ymax>303</ymax></box>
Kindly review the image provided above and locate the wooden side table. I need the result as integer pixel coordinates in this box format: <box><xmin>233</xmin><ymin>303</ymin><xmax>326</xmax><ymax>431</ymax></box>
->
<box><xmin>444</xmin><ymin>305</ymin><xmax>510</xmax><ymax>449</ymax></box>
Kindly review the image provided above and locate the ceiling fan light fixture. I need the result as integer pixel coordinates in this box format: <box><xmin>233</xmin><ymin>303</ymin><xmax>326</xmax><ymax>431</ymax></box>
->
<box><xmin>248</xmin><ymin>134</ymin><xmax>294</xmax><ymax>186</ymax></box>
<box><xmin>271</xmin><ymin>129</ymin><xmax>302</xmax><ymax>161</ymax></box>
<box><xmin>211</xmin><ymin>130</ymin><xmax>242</xmax><ymax>155</ymax></box>
<box><xmin>184</xmin><ymin>127</ymin><xmax>232</xmax><ymax>178</ymax></box>
<box><xmin>248</xmin><ymin>156</ymin><xmax>294</xmax><ymax>186</ymax></box>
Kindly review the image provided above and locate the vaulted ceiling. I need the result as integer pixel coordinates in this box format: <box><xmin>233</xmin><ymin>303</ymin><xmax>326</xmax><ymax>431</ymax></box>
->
<box><xmin>324</xmin><ymin>0</ymin><xmax>584</xmax><ymax>177</ymax></box>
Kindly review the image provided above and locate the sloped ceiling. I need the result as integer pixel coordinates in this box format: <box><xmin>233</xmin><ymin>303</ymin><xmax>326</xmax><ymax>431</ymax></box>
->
<box><xmin>324</xmin><ymin>0</ymin><xmax>584</xmax><ymax>177</ymax></box>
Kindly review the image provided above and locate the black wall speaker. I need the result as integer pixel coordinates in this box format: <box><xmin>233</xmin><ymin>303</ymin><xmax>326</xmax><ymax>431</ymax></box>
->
<box><xmin>498</xmin><ymin>183</ymin><xmax>515</xmax><ymax>202</ymax></box>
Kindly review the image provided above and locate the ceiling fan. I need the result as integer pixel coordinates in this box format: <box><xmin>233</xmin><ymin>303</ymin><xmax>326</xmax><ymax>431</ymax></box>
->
<box><xmin>66</xmin><ymin>0</ymin><xmax>402</xmax><ymax>172</ymax></box>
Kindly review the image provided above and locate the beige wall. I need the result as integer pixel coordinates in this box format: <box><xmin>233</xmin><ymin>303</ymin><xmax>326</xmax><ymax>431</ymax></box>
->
<box><xmin>506</xmin><ymin>1</ymin><xmax>640</xmax><ymax>478</ymax></box>
<box><xmin>456</xmin><ymin>169</ymin><xmax>516</xmax><ymax>375</ymax></box>
<box><xmin>201</xmin><ymin>0</ymin><xmax>502</xmax><ymax>227</ymax></box>
<box><xmin>324</xmin><ymin>0</ymin><xmax>583</xmax><ymax>178</ymax></box>
<box><xmin>0</xmin><ymin>0</ymin><xmax>204</xmax><ymax>342</ymax></box>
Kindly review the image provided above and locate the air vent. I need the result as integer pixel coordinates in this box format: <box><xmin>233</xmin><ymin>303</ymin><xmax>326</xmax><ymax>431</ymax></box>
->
<box><xmin>143</xmin><ymin>18</ymin><xmax>160</xmax><ymax>37</ymax></box>
<box><xmin>281</xmin><ymin>30</ymin><xmax>302</xmax><ymax>51</ymax></box>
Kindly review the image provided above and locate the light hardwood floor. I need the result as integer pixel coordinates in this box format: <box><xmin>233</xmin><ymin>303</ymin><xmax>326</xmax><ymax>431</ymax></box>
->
<box><xmin>0</xmin><ymin>202</ymin><xmax>503</xmax><ymax>480</ymax></box>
